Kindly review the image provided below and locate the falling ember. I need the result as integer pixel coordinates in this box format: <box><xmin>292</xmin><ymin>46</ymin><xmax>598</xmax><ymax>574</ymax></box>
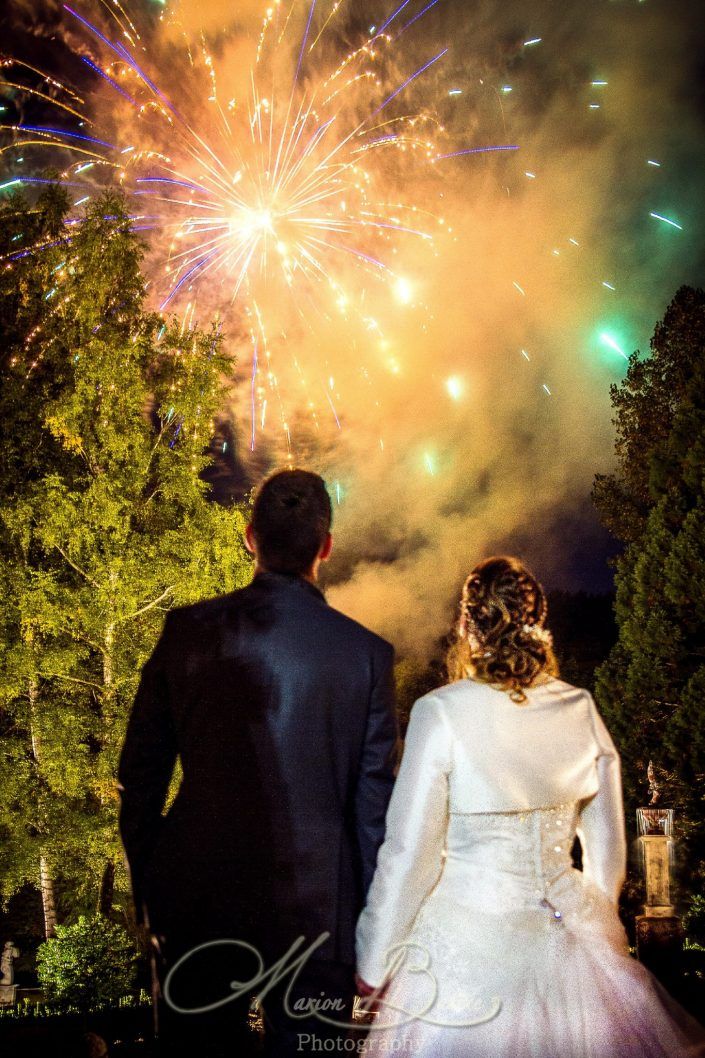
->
<box><xmin>445</xmin><ymin>375</ymin><xmax>464</xmax><ymax>400</ymax></box>
<box><xmin>394</xmin><ymin>277</ymin><xmax>414</xmax><ymax>305</ymax></box>
<box><xmin>649</xmin><ymin>212</ymin><xmax>683</xmax><ymax>231</ymax></box>
<box><xmin>599</xmin><ymin>332</ymin><xmax>628</xmax><ymax>360</ymax></box>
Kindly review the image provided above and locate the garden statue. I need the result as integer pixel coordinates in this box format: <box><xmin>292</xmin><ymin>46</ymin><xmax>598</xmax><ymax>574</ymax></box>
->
<box><xmin>0</xmin><ymin>940</ymin><xmax>19</xmax><ymax>1006</ymax></box>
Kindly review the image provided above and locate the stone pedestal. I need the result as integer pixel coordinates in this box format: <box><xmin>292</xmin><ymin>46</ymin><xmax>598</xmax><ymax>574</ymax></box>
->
<box><xmin>0</xmin><ymin>983</ymin><xmax>17</xmax><ymax>1007</ymax></box>
<box><xmin>639</xmin><ymin>832</ymin><xmax>673</xmax><ymax>912</ymax></box>
<box><xmin>635</xmin><ymin>814</ymin><xmax>683</xmax><ymax>992</ymax></box>
<box><xmin>636</xmin><ymin>914</ymin><xmax>684</xmax><ymax>989</ymax></box>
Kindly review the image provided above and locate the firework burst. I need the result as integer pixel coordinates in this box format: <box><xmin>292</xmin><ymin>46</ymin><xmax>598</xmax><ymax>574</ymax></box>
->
<box><xmin>1</xmin><ymin>0</ymin><xmax>517</xmax><ymax>448</ymax></box>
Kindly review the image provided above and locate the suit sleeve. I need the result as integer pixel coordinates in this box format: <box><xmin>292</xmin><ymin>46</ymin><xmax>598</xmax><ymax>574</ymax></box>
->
<box><xmin>354</xmin><ymin>642</ymin><xmax>400</xmax><ymax>899</ymax></box>
<box><xmin>576</xmin><ymin>695</ymin><xmax>627</xmax><ymax>905</ymax></box>
<box><xmin>117</xmin><ymin>611</ymin><xmax>179</xmax><ymax>926</ymax></box>
<box><xmin>356</xmin><ymin>695</ymin><xmax>451</xmax><ymax>988</ymax></box>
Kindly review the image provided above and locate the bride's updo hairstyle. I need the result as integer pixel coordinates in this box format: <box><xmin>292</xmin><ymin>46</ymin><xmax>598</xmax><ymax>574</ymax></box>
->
<box><xmin>446</xmin><ymin>556</ymin><xmax>559</xmax><ymax>703</ymax></box>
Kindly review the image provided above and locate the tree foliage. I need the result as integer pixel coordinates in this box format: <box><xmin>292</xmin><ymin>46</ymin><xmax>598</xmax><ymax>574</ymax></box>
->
<box><xmin>0</xmin><ymin>187</ymin><xmax>252</xmax><ymax>925</ymax></box>
<box><xmin>592</xmin><ymin>286</ymin><xmax>705</xmax><ymax>895</ymax></box>
<box><xmin>36</xmin><ymin>914</ymin><xmax>138</xmax><ymax>1011</ymax></box>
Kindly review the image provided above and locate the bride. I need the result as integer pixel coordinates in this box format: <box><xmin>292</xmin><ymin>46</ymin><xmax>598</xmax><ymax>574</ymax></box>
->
<box><xmin>355</xmin><ymin>556</ymin><xmax>705</xmax><ymax>1057</ymax></box>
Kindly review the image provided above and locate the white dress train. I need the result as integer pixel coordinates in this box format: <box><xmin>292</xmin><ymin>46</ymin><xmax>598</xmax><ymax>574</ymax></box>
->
<box><xmin>356</xmin><ymin>677</ymin><xmax>705</xmax><ymax>1058</ymax></box>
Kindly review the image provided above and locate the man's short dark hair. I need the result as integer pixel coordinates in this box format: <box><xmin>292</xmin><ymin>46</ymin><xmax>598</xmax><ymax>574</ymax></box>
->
<box><xmin>251</xmin><ymin>469</ymin><xmax>333</xmax><ymax>575</ymax></box>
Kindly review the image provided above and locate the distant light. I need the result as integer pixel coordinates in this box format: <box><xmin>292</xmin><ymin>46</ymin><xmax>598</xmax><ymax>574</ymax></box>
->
<box><xmin>602</xmin><ymin>281</ymin><xmax>616</xmax><ymax>291</ymax></box>
<box><xmin>501</xmin><ymin>85</ymin><xmax>513</xmax><ymax>94</ymax></box>
<box><xmin>521</xmin><ymin>349</ymin><xmax>531</xmax><ymax>361</ymax></box>
<box><xmin>591</xmin><ymin>80</ymin><xmax>608</xmax><ymax>86</ymax></box>
<box><xmin>445</xmin><ymin>376</ymin><xmax>464</xmax><ymax>400</ymax></box>
<box><xmin>523</xmin><ymin>37</ymin><xmax>542</xmax><ymax>46</ymax></box>
<box><xmin>423</xmin><ymin>452</ymin><xmax>437</xmax><ymax>475</ymax></box>
<box><xmin>542</xmin><ymin>384</ymin><xmax>552</xmax><ymax>396</ymax></box>
<box><xmin>568</xmin><ymin>237</ymin><xmax>579</xmax><ymax>246</ymax></box>
<box><xmin>525</xmin><ymin>171</ymin><xmax>536</xmax><ymax>179</ymax></box>
<box><xmin>647</xmin><ymin>159</ymin><xmax>661</xmax><ymax>167</ymax></box>
<box><xmin>589</xmin><ymin>104</ymin><xmax>600</xmax><ymax>110</ymax></box>
<box><xmin>513</xmin><ymin>281</ymin><xmax>526</xmax><ymax>296</ymax></box>
<box><xmin>448</xmin><ymin>89</ymin><xmax>462</xmax><ymax>96</ymax></box>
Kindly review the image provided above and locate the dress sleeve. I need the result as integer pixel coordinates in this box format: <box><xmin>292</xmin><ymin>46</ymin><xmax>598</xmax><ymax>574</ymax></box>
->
<box><xmin>575</xmin><ymin>694</ymin><xmax>627</xmax><ymax>905</ymax></box>
<box><xmin>355</xmin><ymin>695</ymin><xmax>452</xmax><ymax>988</ymax></box>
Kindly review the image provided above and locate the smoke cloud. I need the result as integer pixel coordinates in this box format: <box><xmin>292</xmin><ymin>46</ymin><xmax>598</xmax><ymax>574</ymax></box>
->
<box><xmin>7</xmin><ymin>0</ymin><xmax>702</xmax><ymax>658</ymax></box>
<box><xmin>200</xmin><ymin>0</ymin><xmax>704</xmax><ymax>658</ymax></box>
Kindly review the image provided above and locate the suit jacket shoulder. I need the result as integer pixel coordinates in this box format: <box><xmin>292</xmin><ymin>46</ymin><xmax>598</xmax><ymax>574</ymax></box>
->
<box><xmin>321</xmin><ymin>601</ymin><xmax>394</xmax><ymax>661</ymax></box>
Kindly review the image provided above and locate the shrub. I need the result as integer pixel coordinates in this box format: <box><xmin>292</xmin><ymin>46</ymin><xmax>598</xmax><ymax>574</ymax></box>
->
<box><xmin>36</xmin><ymin>915</ymin><xmax>138</xmax><ymax>1011</ymax></box>
<box><xmin>684</xmin><ymin>893</ymin><xmax>705</xmax><ymax>948</ymax></box>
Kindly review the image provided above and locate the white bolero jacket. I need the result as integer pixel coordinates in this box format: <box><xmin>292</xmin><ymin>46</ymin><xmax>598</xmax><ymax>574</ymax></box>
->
<box><xmin>356</xmin><ymin>677</ymin><xmax>627</xmax><ymax>986</ymax></box>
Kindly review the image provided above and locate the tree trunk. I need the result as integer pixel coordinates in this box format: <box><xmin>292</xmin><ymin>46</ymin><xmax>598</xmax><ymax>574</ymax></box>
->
<box><xmin>97</xmin><ymin>860</ymin><xmax>115</xmax><ymax>918</ymax></box>
<box><xmin>39</xmin><ymin>855</ymin><xmax>57</xmax><ymax>939</ymax></box>
<box><xmin>29</xmin><ymin>674</ymin><xmax>57</xmax><ymax>939</ymax></box>
<box><xmin>103</xmin><ymin>623</ymin><xmax>115</xmax><ymax>705</ymax></box>
<box><xmin>97</xmin><ymin>624</ymin><xmax>117</xmax><ymax>919</ymax></box>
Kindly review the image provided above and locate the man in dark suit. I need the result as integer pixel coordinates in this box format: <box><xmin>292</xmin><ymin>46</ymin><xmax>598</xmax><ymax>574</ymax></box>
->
<box><xmin>118</xmin><ymin>469</ymin><xmax>399</xmax><ymax>1057</ymax></box>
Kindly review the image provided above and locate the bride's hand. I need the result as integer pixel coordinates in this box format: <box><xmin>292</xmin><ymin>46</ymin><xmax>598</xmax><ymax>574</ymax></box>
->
<box><xmin>355</xmin><ymin>972</ymin><xmax>389</xmax><ymax>1013</ymax></box>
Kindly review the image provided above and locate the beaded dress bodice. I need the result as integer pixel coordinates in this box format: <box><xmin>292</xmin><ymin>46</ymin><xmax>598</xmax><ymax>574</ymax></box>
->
<box><xmin>440</xmin><ymin>803</ymin><xmax>582</xmax><ymax>919</ymax></box>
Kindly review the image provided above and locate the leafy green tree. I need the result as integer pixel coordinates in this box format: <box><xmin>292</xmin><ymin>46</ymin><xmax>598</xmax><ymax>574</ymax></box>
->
<box><xmin>593</xmin><ymin>286</ymin><xmax>705</xmax><ymax>895</ymax></box>
<box><xmin>0</xmin><ymin>188</ymin><xmax>252</xmax><ymax>934</ymax></box>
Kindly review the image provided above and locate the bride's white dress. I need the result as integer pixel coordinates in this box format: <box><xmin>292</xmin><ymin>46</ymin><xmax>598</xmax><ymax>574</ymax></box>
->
<box><xmin>356</xmin><ymin>677</ymin><xmax>705</xmax><ymax>1057</ymax></box>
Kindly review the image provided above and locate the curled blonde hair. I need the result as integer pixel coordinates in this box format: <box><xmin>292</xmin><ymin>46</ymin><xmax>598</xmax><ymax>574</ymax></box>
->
<box><xmin>446</xmin><ymin>556</ymin><xmax>559</xmax><ymax>703</ymax></box>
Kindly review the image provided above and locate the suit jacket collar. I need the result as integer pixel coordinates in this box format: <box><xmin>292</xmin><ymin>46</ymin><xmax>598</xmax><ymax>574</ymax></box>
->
<box><xmin>252</xmin><ymin>570</ymin><xmax>327</xmax><ymax>604</ymax></box>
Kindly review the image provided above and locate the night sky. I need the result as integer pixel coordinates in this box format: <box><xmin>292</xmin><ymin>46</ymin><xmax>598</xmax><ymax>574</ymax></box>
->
<box><xmin>2</xmin><ymin>0</ymin><xmax>704</xmax><ymax>652</ymax></box>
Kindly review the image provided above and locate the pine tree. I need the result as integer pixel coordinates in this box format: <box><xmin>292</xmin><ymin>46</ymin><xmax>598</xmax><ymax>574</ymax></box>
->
<box><xmin>0</xmin><ymin>188</ymin><xmax>252</xmax><ymax>931</ymax></box>
<box><xmin>593</xmin><ymin>286</ymin><xmax>705</xmax><ymax>897</ymax></box>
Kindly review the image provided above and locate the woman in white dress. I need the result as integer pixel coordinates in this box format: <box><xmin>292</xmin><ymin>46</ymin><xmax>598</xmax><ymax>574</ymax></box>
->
<box><xmin>355</xmin><ymin>556</ymin><xmax>705</xmax><ymax>1057</ymax></box>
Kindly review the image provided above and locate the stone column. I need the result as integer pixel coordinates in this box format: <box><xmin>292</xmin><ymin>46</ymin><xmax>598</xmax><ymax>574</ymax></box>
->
<box><xmin>635</xmin><ymin>799</ymin><xmax>683</xmax><ymax>989</ymax></box>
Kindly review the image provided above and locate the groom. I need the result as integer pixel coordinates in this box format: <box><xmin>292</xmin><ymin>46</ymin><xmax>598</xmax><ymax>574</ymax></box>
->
<box><xmin>118</xmin><ymin>469</ymin><xmax>399</xmax><ymax>1057</ymax></box>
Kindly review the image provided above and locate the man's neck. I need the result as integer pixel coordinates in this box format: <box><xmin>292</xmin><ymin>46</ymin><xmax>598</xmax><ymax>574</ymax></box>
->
<box><xmin>254</xmin><ymin>563</ymin><xmax>318</xmax><ymax>586</ymax></box>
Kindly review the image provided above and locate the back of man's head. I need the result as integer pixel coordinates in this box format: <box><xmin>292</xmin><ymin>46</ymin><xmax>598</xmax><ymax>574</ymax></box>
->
<box><xmin>250</xmin><ymin>469</ymin><xmax>332</xmax><ymax>575</ymax></box>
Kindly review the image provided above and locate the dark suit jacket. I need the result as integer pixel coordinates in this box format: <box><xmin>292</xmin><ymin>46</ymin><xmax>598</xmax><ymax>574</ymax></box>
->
<box><xmin>117</xmin><ymin>571</ymin><xmax>399</xmax><ymax>966</ymax></box>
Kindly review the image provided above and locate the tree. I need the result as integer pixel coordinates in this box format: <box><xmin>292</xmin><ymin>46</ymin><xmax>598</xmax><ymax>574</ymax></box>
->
<box><xmin>0</xmin><ymin>188</ymin><xmax>252</xmax><ymax>933</ymax></box>
<box><xmin>592</xmin><ymin>286</ymin><xmax>705</xmax><ymax>898</ymax></box>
